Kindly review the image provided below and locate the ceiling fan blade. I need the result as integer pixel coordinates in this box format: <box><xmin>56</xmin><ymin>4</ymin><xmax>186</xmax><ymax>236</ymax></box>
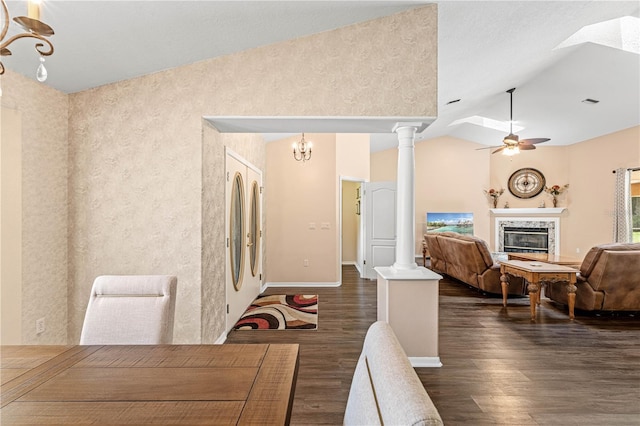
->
<box><xmin>520</xmin><ymin>138</ymin><xmax>550</xmax><ymax>145</ymax></box>
<box><xmin>476</xmin><ymin>145</ymin><xmax>503</xmax><ymax>150</ymax></box>
<box><xmin>492</xmin><ymin>146</ymin><xmax>506</xmax><ymax>154</ymax></box>
<box><xmin>519</xmin><ymin>144</ymin><xmax>536</xmax><ymax>150</ymax></box>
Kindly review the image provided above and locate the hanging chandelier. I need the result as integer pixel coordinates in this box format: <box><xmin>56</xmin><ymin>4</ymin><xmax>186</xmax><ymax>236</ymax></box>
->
<box><xmin>292</xmin><ymin>133</ymin><xmax>312</xmax><ymax>162</ymax></box>
<box><xmin>0</xmin><ymin>0</ymin><xmax>55</xmax><ymax>81</ymax></box>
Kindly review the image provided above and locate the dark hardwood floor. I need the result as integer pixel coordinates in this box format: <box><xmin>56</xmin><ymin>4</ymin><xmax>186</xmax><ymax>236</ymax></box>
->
<box><xmin>225</xmin><ymin>265</ymin><xmax>640</xmax><ymax>425</ymax></box>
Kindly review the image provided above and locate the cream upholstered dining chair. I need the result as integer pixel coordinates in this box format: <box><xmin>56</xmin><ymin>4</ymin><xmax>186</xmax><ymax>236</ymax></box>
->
<box><xmin>79</xmin><ymin>275</ymin><xmax>177</xmax><ymax>345</ymax></box>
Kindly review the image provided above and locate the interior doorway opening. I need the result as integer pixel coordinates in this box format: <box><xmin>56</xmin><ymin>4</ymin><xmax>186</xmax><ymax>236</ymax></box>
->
<box><xmin>340</xmin><ymin>177</ymin><xmax>365</xmax><ymax>284</ymax></box>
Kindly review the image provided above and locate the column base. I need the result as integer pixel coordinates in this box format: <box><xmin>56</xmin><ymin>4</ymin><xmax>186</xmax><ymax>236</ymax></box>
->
<box><xmin>408</xmin><ymin>357</ymin><xmax>442</xmax><ymax>368</ymax></box>
<box><xmin>376</xmin><ymin>266</ymin><xmax>441</xmax><ymax>280</ymax></box>
<box><xmin>391</xmin><ymin>262</ymin><xmax>418</xmax><ymax>271</ymax></box>
<box><xmin>376</xmin><ymin>267</ymin><xmax>442</xmax><ymax>361</ymax></box>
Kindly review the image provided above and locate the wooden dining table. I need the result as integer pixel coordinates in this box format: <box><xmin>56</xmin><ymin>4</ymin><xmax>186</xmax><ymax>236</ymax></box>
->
<box><xmin>0</xmin><ymin>343</ymin><xmax>299</xmax><ymax>425</ymax></box>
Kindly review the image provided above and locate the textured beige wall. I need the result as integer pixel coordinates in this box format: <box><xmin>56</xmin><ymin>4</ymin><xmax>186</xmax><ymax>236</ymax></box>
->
<box><xmin>372</xmin><ymin>136</ymin><xmax>491</xmax><ymax>255</ymax></box>
<box><xmin>67</xmin><ymin>6</ymin><xmax>436</xmax><ymax>342</ymax></box>
<box><xmin>371</xmin><ymin>148</ymin><xmax>398</xmax><ymax>182</ymax></box>
<box><xmin>566</xmin><ymin>126</ymin><xmax>639</xmax><ymax>256</ymax></box>
<box><xmin>336</xmin><ymin>134</ymin><xmax>371</xmax><ymax>179</ymax></box>
<box><xmin>267</xmin><ymin>133</ymin><xmax>370</xmax><ymax>283</ymax></box>
<box><xmin>266</xmin><ymin>134</ymin><xmax>338</xmax><ymax>283</ymax></box>
<box><xmin>371</xmin><ymin>128</ymin><xmax>639</xmax><ymax>257</ymax></box>
<box><xmin>489</xmin><ymin>144</ymin><xmax>571</xmax><ymax>253</ymax></box>
<box><xmin>1</xmin><ymin>70</ymin><xmax>69</xmax><ymax>344</ymax></box>
<box><xmin>1</xmin><ymin>108</ymin><xmax>23</xmax><ymax>344</ymax></box>
<box><xmin>415</xmin><ymin>137</ymin><xmax>492</xmax><ymax>253</ymax></box>
<box><xmin>6</xmin><ymin>6</ymin><xmax>437</xmax><ymax>343</ymax></box>
<box><xmin>199</xmin><ymin>5</ymin><xmax>438</xmax><ymax>118</ymax></box>
<box><xmin>489</xmin><ymin>145</ymin><xmax>571</xmax><ymax>209</ymax></box>
<box><xmin>68</xmin><ymin>75</ymin><xmax>205</xmax><ymax>344</ymax></box>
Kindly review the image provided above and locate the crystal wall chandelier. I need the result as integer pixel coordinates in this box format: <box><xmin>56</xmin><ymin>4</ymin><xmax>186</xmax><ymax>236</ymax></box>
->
<box><xmin>0</xmin><ymin>0</ymin><xmax>55</xmax><ymax>82</ymax></box>
<box><xmin>292</xmin><ymin>133</ymin><xmax>312</xmax><ymax>162</ymax></box>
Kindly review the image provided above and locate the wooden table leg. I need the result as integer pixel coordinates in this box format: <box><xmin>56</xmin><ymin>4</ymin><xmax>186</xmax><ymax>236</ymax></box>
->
<box><xmin>527</xmin><ymin>281</ymin><xmax>539</xmax><ymax>321</ymax></box>
<box><xmin>500</xmin><ymin>273</ymin><xmax>509</xmax><ymax>307</ymax></box>
<box><xmin>536</xmin><ymin>282</ymin><xmax>543</xmax><ymax>305</ymax></box>
<box><xmin>567</xmin><ymin>282</ymin><xmax>577</xmax><ymax>320</ymax></box>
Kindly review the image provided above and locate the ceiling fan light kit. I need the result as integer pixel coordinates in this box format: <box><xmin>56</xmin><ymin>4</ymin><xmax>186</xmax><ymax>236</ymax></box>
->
<box><xmin>503</xmin><ymin>145</ymin><xmax>520</xmax><ymax>156</ymax></box>
<box><xmin>478</xmin><ymin>87</ymin><xmax>551</xmax><ymax>155</ymax></box>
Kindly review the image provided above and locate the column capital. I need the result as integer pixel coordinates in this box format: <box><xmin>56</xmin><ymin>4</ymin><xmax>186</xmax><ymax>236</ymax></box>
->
<box><xmin>392</xmin><ymin>122</ymin><xmax>424</xmax><ymax>134</ymax></box>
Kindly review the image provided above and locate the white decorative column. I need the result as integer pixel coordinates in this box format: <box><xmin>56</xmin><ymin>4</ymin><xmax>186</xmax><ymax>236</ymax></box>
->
<box><xmin>392</xmin><ymin>123</ymin><xmax>419</xmax><ymax>270</ymax></box>
<box><xmin>375</xmin><ymin>122</ymin><xmax>443</xmax><ymax>367</ymax></box>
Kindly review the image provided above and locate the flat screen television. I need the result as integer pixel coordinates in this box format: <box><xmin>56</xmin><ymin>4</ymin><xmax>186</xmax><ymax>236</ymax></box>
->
<box><xmin>426</xmin><ymin>212</ymin><xmax>474</xmax><ymax>235</ymax></box>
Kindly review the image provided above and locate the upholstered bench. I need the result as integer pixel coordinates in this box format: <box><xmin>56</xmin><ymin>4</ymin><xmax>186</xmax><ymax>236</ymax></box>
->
<box><xmin>344</xmin><ymin>321</ymin><xmax>443</xmax><ymax>425</ymax></box>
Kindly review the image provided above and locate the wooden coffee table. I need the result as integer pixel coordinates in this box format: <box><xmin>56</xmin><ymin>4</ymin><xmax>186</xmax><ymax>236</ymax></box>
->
<box><xmin>500</xmin><ymin>260</ymin><xmax>578</xmax><ymax>320</ymax></box>
<box><xmin>508</xmin><ymin>252</ymin><xmax>582</xmax><ymax>267</ymax></box>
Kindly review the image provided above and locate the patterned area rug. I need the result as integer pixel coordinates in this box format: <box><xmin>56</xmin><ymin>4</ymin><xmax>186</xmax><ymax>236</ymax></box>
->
<box><xmin>233</xmin><ymin>294</ymin><xmax>318</xmax><ymax>330</ymax></box>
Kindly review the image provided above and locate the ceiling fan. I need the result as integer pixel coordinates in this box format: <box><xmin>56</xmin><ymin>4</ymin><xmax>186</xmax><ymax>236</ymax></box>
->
<box><xmin>479</xmin><ymin>88</ymin><xmax>550</xmax><ymax>155</ymax></box>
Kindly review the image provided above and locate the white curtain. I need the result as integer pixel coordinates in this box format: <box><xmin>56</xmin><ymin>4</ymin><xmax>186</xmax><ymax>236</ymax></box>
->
<box><xmin>612</xmin><ymin>168</ymin><xmax>631</xmax><ymax>243</ymax></box>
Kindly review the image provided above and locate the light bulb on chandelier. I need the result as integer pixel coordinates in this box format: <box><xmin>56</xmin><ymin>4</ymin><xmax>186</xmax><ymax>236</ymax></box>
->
<box><xmin>0</xmin><ymin>0</ymin><xmax>55</xmax><ymax>82</ymax></box>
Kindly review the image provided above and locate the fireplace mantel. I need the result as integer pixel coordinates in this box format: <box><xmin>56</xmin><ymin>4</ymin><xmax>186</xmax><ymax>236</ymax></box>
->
<box><xmin>490</xmin><ymin>208</ymin><xmax>566</xmax><ymax>215</ymax></box>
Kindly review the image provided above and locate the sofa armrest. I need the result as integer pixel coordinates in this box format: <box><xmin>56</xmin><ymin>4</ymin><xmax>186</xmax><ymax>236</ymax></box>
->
<box><xmin>344</xmin><ymin>322</ymin><xmax>443</xmax><ymax>425</ymax></box>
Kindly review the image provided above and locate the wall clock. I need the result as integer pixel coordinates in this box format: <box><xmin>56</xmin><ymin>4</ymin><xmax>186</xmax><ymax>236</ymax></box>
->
<box><xmin>508</xmin><ymin>168</ymin><xmax>545</xmax><ymax>199</ymax></box>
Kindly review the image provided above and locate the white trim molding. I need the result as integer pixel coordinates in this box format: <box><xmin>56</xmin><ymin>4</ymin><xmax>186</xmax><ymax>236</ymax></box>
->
<box><xmin>409</xmin><ymin>357</ymin><xmax>442</xmax><ymax>368</ymax></box>
<box><xmin>491</xmin><ymin>207</ymin><xmax>566</xmax><ymax>215</ymax></box>
<box><xmin>214</xmin><ymin>332</ymin><xmax>227</xmax><ymax>345</ymax></box>
<box><xmin>265</xmin><ymin>281</ymin><xmax>341</xmax><ymax>288</ymax></box>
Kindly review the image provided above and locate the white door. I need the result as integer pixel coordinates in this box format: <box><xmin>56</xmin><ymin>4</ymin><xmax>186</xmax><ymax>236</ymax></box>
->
<box><xmin>225</xmin><ymin>151</ymin><xmax>263</xmax><ymax>332</ymax></box>
<box><xmin>362</xmin><ymin>182</ymin><xmax>397</xmax><ymax>279</ymax></box>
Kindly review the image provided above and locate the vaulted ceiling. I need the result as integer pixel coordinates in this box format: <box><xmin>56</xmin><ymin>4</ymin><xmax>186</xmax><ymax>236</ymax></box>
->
<box><xmin>4</xmin><ymin>1</ymin><xmax>639</xmax><ymax>151</ymax></box>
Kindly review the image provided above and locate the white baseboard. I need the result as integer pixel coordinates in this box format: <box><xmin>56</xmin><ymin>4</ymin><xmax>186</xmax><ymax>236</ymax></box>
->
<box><xmin>355</xmin><ymin>263</ymin><xmax>363</xmax><ymax>276</ymax></box>
<box><xmin>341</xmin><ymin>261</ymin><xmax>356</xmax><ymax>266</ymax></box>
<box><xmin>214</xmin><ymin>332</ymin><xmax>227</xmax><ymax>345</ymax></box>
<box><xmin>409</xmin><ymin>357</ymin><xmax>442</xmax><ymax>368</ymax></box>
<box><xmin>265</xmin><ymin>281</ymin><xmax>341</xmax><ymax>288</ymax></box>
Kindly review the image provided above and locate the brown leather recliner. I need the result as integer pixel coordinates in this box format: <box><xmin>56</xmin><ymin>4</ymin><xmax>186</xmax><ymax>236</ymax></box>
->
<box><xmin>423</xmin><ymin>232</ymin><xmax>526</xmax><ymax>296</ymax></box>
<box><xmin>546</xmin><ymin>243</ymin><xmax>640</xmax><ymax>311</ymax></box>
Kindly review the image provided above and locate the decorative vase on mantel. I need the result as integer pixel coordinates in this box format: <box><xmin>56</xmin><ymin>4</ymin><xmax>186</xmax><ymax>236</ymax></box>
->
<box><xmin>552</xmin><ymin>196</ymin><xmax>557</xmax><ymax>207</ymax></box>
<box><xmin>493</xmin><ymin>198</ymin><xmax>498</xmax><ymax>208</ymax></box>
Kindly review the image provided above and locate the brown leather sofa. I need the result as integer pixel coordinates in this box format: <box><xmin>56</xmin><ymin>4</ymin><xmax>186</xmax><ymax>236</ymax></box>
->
<box><xmin>423</xmin><ymin>232</ymin><xmax>526</xmax><ymax>296</ymax></box>
<box><xmin>546</xmin><ymin>243</ymin><xmax>640</xmax><ymax>312</ymax></box>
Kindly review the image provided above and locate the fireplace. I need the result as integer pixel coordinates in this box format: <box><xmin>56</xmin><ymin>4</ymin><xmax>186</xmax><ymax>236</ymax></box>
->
<box><xmin>503</xmin><ymin>227</ymin><xmax>549</xmax><ymax>253</ymax></box>
<box><xmin>495</xmin><ymin>217</ymin><xmax>560</xmax><ymax>255</ymax></box>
